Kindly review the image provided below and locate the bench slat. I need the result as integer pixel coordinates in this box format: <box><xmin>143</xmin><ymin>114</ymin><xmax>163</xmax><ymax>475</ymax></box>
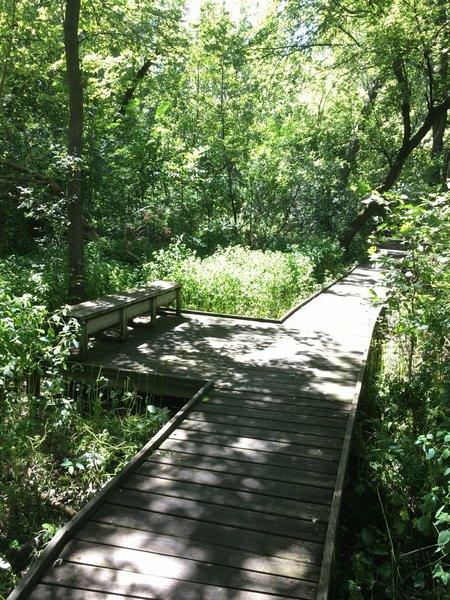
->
<box><xmin>66</xmin><ymin>281</ymin><xmax>182</xmax><ymax>356</ymax></box>
<box><xmin>67</xmin><ymin>281</ymin><xmax>181</xmax><ymax>320</ymax></box>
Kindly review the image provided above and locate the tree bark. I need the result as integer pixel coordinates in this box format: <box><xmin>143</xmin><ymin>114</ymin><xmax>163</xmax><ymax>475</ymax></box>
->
<box><xmin>337</xmin><ymin>79</ymin><xmax>381</xmax><ymax>190</ymax></box>
<box><xmin>64</xmin><ymin>0</ymin><xmax>85</xmax><ymax>302</ymax></box>
<box><xmin>119</xmin><ymin>58</ymin><xmax>155</xmax><ymax>115</ymax></box>
<box><xmin>0</xmin><ymin>0</ymin><xmax>16</xmax><ymax>105</ymax></box>
<box><xmin>340</xmin><ymin>96</ymin><xmax>450</xmax><ymax>250</ymax></box>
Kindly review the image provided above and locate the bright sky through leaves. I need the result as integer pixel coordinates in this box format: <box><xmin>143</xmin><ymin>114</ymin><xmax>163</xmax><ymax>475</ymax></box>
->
<box><xmin>185</xmin><ymin>0</ymin><xmax>272</xmax><ymax>23</ymax></box>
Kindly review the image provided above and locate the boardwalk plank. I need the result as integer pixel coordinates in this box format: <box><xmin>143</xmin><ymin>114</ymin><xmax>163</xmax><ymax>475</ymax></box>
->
<box><xmin>74</xmin><ymin>522</ymin><xmax>322</xmax><ymax>581</ymax></box>
<box><xmin>213</xmin><ymin>378</ymin><xmax>357</xmax><ymax>401</ymax></box>
<box><xmin>167</xmin><ymin>428</ymin><xmax>342</xmax><ymax>461</ymax></box>
<box><xmin>41</xmin><ymin>562</ymin><xmax>306</xmax><ymax>600</ymax></box>
<box><xmin>199</xmin><ymin>398</ymin><xmax>348</xmax><ymax>426</ymax></box>
<box><xmin>154</xmin><ymin>441</ymin><xmax>340</xmax><ymax>476</ymax></box>
<box><xmin>200</xmin><ymin>388</ymin><xmax>352</xmax><ymax>411</ymax></box>
<box><xmin>179</xmin><ymin>418</ymin><xmax>345</xmax><ymax>449</ymax></box>
<box><xmin>29</xmin><ymin>586</ymin><xmax>136</xmax><ymax>600</ymax></box>
<box><xmin>94</xmin><ymin>503</ymin><xmax>324</xmax><ymax>564</ymax></box>
<box><xmin>138</xmin><ymin>459</ymin><xmax>336</xmax><ymax>500</ymax></box>
<box><xmin>58</xmin><ymin>539</ymin><xmax>318</xmax><ymax>598</ymax></box>
<box><xmin>188</xmin><ymin>407</ymin><xmax>347</xmax><ymax>437</ymax></box>
<box><xmin>109</xmin><ymin>488</ymin><xmax>328</xmax><ymax>541</ymax></box>
<box><xmin>126</xmin><ymin>471</ymin><xmax>332</xmax><ymax>520</ymax></box>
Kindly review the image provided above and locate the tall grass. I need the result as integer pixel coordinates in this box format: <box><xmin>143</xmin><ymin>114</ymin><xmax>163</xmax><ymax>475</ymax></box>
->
<box><xmin>143</xmin><ymin>243</ymin><xmax>318</xmax><ymax>318</ymax></box>
<box><xmin>0</xmin><ymin>239</ymin><xmax>344</xmax><ymax>318</ymax></box>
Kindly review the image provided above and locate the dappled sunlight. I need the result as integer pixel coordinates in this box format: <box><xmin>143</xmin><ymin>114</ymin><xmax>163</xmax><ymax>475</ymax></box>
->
<box><xmin>22</xmin><ymin>262</ymin><xmax>384</xmax><ymax>599</ymax></box>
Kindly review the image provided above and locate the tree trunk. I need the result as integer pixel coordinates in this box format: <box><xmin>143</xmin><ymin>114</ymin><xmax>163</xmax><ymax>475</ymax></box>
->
<box><xmin>64</xmin><ymin>0</ymin><xmax>85</xmax><ymax>302</ymax></box>
<box><xmin>337</xmin><ymin>79</ymin><xmax>381</xmax><ymax>191</ymax></box>
<box><xmin>340</xmin><ymin>97</ymin><xmax>450</xmax><ymax>250</ymax></box>
<box><xmin>0</xmin><ymin>0</ymin><xmax>16</xmax><ymax>105</ymax></box>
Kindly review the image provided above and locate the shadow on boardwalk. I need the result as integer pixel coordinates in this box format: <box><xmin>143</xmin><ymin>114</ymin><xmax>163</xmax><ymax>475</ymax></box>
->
<box><xmin>10</xmin><ymin>263</ymin><xmax>385</xmax><ymax>600</ymax></box>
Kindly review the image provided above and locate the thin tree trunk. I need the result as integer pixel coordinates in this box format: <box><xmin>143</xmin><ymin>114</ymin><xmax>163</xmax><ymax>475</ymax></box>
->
<box><xmin>64</xmin><ymin>0</ymin><xmax>85</xmax><ymax>302</ymax></box>
<box><xmin>337</xmin><ymin>79</ymin><xmax>381</xmax><ymax>191</ymax></box>
<box><xmin>0</xmin><ymin>0</ymin><xmax>16</xmax><ymax>105</ymax></box>
<box><xmin>119</xmin><ymin>57</ymin><xmax>155</xmax><ymax>116</ymax></box>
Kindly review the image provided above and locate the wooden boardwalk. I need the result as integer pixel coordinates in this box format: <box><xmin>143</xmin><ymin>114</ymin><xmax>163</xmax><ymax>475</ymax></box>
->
<box><xmin>9</xmin><ymin>259</ymin><xmax>387</xmax><ymax>600</ymax></box>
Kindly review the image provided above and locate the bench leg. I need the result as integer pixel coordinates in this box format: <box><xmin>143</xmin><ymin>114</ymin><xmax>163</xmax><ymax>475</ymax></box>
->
<box><xmin>176</xmin><ymin>288</ymin><xmax>181</xmax><ymax>316</ymax></box>
<box><xmin>150</xmin><ymin>298</ymin><xmax>157</xmax><ymax>327</ymax></box>
<box><xmin>119</xmin><ymin>308</ymin><xmax>128</xmax><ymax>340</ymax></box>
<box><xmin>79</xmin><ymin>325</ymin><xmax>88</xmax><ymax>358</ymax></box>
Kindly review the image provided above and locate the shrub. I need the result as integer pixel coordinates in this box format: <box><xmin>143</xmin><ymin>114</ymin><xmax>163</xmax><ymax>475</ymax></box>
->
<box><xmin>337</xmin><ymin>192</ymin><xmax>450</xmax><ymax>598</ymax></box>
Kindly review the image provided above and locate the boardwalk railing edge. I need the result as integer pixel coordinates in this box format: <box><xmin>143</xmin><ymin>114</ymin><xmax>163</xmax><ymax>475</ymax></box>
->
<box><xmin>316</xmin><ymin>305</ymin><xmax>386</xmax><ymax>599</ymax></box>
<box><xmin>7</xmin><ymin>379</ymin><xmax>214</xmax><ymax>600</ymax></box>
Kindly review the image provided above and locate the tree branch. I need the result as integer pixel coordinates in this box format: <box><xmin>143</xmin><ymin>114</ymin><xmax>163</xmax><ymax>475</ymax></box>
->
<box><xmin>0</xmin><ymin>157</ymin><xmax>99</xmax><ymax>240</ymax></box>
<box><xmin>0</xmin><ymin>157</ymin><xmax>64</xmax><ymax>194</ymax></box>
<box><xmin>119</xmin><ymin>57</ymin><xmax>156</xmax><ymax>115</ymax></box>
<box><xmin>340</xmin><ymin>95</ymin><xmax>450</xmax><ymax>249</ymax></box>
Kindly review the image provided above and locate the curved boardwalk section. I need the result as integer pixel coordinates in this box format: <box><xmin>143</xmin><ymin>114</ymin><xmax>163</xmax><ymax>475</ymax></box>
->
<box><xmin>8</xmin><ymin>260</ymin><xmax>385</xmax><ymax>600</ymax></box>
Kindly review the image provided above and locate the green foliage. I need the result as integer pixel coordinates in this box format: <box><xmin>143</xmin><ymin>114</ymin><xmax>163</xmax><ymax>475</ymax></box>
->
<box><xmin>0</xmin><ymin>285</ymin><xmax>170</xmax><ymax>597</ymax></box>
<box><xmin>143</xmin><ymin>242</ymin><xmax>317</xmax><ymax>318</ymax></box>
<box><xmin>0</xmin><ymin>250</ymin><xmax>69</xmax><ymax>309</ymax></box>
<box><xmin>337</xmin><ymin>192</ymin><xmax>450</xmax><ymax>598</ymax></box>
<box><xmin>84</xmin><ymin>242</ymin><xmax>142</xmax><ymax>299</ymax></box>
<box><xmin>416</xmin><ymin>430</ymin><xmax>450</xmax><ymax>585</ymax></box>
<box><xmin>377</xmin><ymin>193</ymin><xmax>450</xmax><ymax>381</ymax></box>
<box><xmin>0</xmin><ymin>287</ymin><xmax>78</xmax><ymax>402</ymax></box>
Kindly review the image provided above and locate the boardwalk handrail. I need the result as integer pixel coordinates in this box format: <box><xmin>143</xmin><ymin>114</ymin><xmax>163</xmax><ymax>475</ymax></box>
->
<box><xmin>7</xmin><ymin>379</ymin><xmax>214</xmax><ymax>600</ymax></box>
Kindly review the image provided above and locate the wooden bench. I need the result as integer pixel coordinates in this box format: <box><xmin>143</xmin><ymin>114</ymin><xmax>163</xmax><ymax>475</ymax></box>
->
<box><xmin>66</xmin><ymin>281</ymin><xmax>182</xmax><ymax>357</ymax></box>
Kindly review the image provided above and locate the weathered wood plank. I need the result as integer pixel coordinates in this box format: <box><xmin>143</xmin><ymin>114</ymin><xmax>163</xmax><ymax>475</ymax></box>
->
<box><xmin>212</xmin><ymin>378</ymin><xmax>357</xmax><ymax>402</ymax></box>
<box><xmin>59</xmin><ymin>539</ymin><xmax>318</xmax><ymax>599</ymax></box>
<box><xmin>94</xmin><ymin>503</ymin><xmax>324</xmax><ymax>564</ymax></box>
<box><xmin>29</xmin><ymin>585</ymin><xmax>135</xmax><ymax>600</ymax></box>
<box><xmin>126</xmin><ymin>471</ymin><xmax>333</xmax><ymax>521</ymax></box>
<box><xmin>41</xmin><ymin>562</ymin><xmax>302</xmax><ymax>600</ymax></box>
<box><xmin>155</xmin><ymin>440</ymin><xmax>340</xmax><ymax>475</ymax></box>
<box><xmin>138</xmin><ymin>458</ymin><xmax>336</xmax><ymax>498</ymax></box>
<box><xmin>204</xmin><ymin>389</ymin><xmax>352</xmax><ymax>412</ymax></box>
<box><xmin>119</xmin><ymin>344</ymin><xmax>364</xmax><ymax>380</ymax></box>
<box><xmin>199</xmin><ymin>397</ymin><xmax>348</xmax><ymax>427</ymax></box>
<box><xmin>74</xmin><ymin>522</ymin><xmax>322</xmax><ymax>581</ymax></box>
<box><xmin>167</xmin><ymin>428</ymin><xmax>342</xmax><ymax>461</ymax></box>
<box><xmin>109</xmin><ymin>488</ymin><xmax>328</xmax><ymax>542</ymax></box>
<box><xmin>188</xmin><ymin>407</ymin><xmax>347</xmax><ymax>437</ymax></box>
<box><xmin>66</xmin><ymin>281</ymin><xmax>181</xmax><ymax>319</ymax></box>
<box><xmin>147</xmin><ymin>449</ymin><xmax>337</xmax><ymax>488</ymax></box>
<box><xmin>178</xmin><ymin>418</ymin><xmax>345</xmax><ymax>449</ymax></box>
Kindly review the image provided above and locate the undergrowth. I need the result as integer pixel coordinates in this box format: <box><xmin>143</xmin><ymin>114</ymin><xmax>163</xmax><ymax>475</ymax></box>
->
<box><xmin>336</xmin><ymin>192</ymin><xmax>450</xmax><ymax>599</ymax></box>
<box><xmin>0</xmin><ymin>238</ymin><xmax>344</xmax><ymax>317</ymax></box>
<box><xmin>143</xmin><ymin>243</ymin><xmax>320</xmax><ymax>318</ymax></box>
<box><xmin>0</xmin><ymin>284</ymin><xmax>169</xmax><ymax>598</ymax></box>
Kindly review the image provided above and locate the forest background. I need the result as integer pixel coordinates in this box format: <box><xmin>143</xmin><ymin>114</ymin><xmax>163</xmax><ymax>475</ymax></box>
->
<box><xmin>0</xmin><ymin>0</ymin><xmax>449</xmax><ymax>598</ymax></box>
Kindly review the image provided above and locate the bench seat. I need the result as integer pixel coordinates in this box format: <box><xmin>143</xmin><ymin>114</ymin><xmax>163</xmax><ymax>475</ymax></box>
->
<box><xmin>66</xmin><ymin>280</ymin><xmax>181</xmax><ymax>356</ymax></box>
